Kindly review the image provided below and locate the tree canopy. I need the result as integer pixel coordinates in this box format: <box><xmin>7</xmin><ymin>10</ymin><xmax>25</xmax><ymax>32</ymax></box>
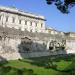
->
<box><xmin>46</xmin><ymin>0</ymin><xmax>75</xmax><ymax>13</ymax></box>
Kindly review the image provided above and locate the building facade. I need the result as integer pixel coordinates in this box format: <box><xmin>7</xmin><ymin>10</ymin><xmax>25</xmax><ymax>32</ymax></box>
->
<box><xmin>45</xmin><ymin>27</ymin><xmax>64</xmax><ymax>35</ymax></box>
<box><xmin>0</xmin><ymin>6</ymin><xmax>75</xmax><ymax>60</ymax></box>
<box><xmin>0</xmin><ymin>6</ymin><xmax>45</xmax><ymax>33</ymax></box>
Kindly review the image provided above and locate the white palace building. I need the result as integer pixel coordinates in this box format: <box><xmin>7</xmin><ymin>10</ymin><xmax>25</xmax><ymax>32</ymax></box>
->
<box><xmin>0</xmin><ymin>6</ymin><xmax>46</xmax><ymax>33</ymax></box>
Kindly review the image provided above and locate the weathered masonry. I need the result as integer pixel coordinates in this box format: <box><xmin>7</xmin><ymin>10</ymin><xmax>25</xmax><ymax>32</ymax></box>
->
<box><xmin>0</xmin><ymin>6</ymin><xmax>75</xmax><ymax>60</ymax></box>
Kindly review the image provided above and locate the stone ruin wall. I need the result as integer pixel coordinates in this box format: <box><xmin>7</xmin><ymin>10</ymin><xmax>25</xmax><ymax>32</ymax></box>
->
<box><xmin>0</xmin><ymin>27</ymin><xmax>75</xmax><ymax>60</ymax></box>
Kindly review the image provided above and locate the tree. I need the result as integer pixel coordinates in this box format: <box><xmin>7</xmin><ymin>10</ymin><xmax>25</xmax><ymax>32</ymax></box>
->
<box><xmin>46</xmin><ymin>0</ymin><xmax>75</xmax><ymax>13</ymax></box>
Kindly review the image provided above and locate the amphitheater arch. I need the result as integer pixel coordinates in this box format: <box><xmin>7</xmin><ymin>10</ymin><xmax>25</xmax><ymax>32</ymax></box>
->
<box><xmin>47</xmin><ymin>40</ymin><xmax>54</xmax><ymax>50</ymax></box>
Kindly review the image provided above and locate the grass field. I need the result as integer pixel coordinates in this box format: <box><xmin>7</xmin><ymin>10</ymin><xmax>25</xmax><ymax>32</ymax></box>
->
<box><xmin>0</xmin><ymin>54</ymin><xmax>75</xmax><ymax>75</ymax></box>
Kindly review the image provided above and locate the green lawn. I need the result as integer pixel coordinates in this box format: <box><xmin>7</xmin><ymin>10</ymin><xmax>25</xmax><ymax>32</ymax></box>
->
<box><xmin>0</xmin><ymin>54</ymin><xmax>75</xmax><ymax>75</ymax></box>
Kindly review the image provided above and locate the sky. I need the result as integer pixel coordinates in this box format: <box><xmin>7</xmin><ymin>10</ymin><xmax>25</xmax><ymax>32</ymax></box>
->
<box><xmin>0</xmin><ymin>0</ymin><xmax>75</xmax><ymax>32</ymax></box>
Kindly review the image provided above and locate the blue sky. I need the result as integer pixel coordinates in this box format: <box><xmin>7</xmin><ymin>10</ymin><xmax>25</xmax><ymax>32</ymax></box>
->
<box><xmin>0</xmin><ymin>0</ymin><xmax>75</xmax><ymax>32</ymax></box>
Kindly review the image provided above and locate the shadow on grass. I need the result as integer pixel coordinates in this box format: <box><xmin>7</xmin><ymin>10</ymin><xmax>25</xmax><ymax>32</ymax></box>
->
<box><xmin>18</xmin><ymin>54</ymin><xmax>75</xmax><ymax>75</ymax></box>
<box><xmin>1</xmin><ymin>54</ymin><xmax>75</xmax><ymax>75</ymax></box>
<box><xmin>0</xmin><ymin>65</ymin><xmax>37</xmax><ymax>75</ymax></box>
<box><xmin>0</xmin><ymin>56</ymin><xmax>37</xmax><ymax>75</ymax></box>
<box><xmin>17</xmin><ymin>37</ymin><xmax>75</xmax><ymax>75</ymax></box>
<box><xmin>0</xmin><ymin>56</ymin><xmax>8</xmax><ymax>67</ymax></box>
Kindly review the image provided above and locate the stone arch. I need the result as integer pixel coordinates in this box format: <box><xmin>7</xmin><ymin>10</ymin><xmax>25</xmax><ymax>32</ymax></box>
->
<box><xmin>62</xmin><ymin>39</ymin><xmax>66</xmax><ymax>47</ymax></box>
<box><xmin>18</xmin><ymin>36</ymin><xmax>33</xmax><ymax>52</ymax></box>
<box><xmin>55</xmin><ymin>42</ymin><xmax>60</xmax><ymax>47</ymax></box>
<box><xmin>49</xmin><ymin>40</ymin><xmax>55</xmax><ymax>50</ymax></box>
<box><xmin>55</xmin><ymin>42</ymin><xmax>60</xmax><ymax>50</ymax></box>
<box><xmin>47</xmin><ymin>40</ymin><xmax>54</xmax><ymax>50</ymax></box>
<box><xmin>21</xmin><ymin>36</ymin><xmax>32</xmax><ymax>44</ymax></box>
<box><xmin>47</xmin><ymin>41</ymin><xmax>50</xmax><ymax>50</ymax></box>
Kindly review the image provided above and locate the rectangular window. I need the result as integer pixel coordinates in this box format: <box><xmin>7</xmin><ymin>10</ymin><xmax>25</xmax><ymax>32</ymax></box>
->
<box><xmin>12</xmin><ymin>17</ymin><xmax>15</xmax><ymax>23</ymax></box>
<box><xmin>0</xmin><ymin>15</ymin><xmax>1</xmax><ymax>20</ymax></box>
<box><xmin>6</xmin><ymin>16</ymin><xmax>9</xmax><ymax>22</ymax></box>
<box><xmin>35</xmin><ymin>23</ymin><xmax>37</xmax><ymax>27</ymax></box>
<box><xmin>19</xmin><ymin>20</ymin><xmax>21</xmax><ymax>24</ymax></box>
<box><xmin>25</xmin><ymin>21</ymin><xmax>27</xmax><ymax>25</ymax></box>
<box><xmin>35</xmin><ymin>30</ymin><xmax>37</xmax><ymax>33</ymax></box>
<box><xmin>41</xmin><ymin>23</ymin><xmax>43</xmax><ymax>28</ymax></box>
<box><xmin>30</xmin><ymin>29</ymin><xmax>32</xmax><ymax>32</ymax></box>
<box><xmin>30</xmin><ymin>22</ymin><xmax>32</xmax><ymax>26</ymax></box>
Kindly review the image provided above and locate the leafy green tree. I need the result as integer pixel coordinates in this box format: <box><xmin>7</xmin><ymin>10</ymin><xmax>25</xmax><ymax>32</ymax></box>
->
<box><xmin>46</xmin><ymin>0</ymin><xmax>75</xmax><ymax>13</ymax></box>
